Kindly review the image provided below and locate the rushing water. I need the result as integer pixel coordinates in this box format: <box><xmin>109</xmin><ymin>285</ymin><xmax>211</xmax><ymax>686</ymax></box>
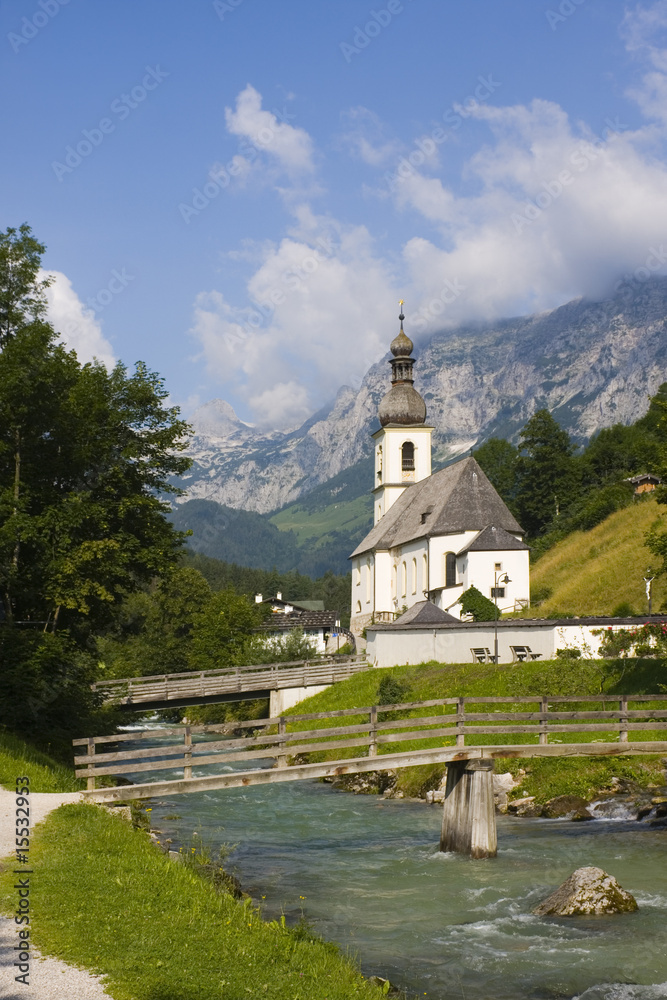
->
<box><xmin>120</xmin><ymin>726</ymin><xmax>667</xmax><ymax>1000</ymax></box>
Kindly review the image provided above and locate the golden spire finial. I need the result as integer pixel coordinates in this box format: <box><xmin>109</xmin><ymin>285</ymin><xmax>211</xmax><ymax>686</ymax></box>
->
<box><xmin>398</xmin><ymin>300</ymin><xmax>405</xmax><ymax>331</ymax></box>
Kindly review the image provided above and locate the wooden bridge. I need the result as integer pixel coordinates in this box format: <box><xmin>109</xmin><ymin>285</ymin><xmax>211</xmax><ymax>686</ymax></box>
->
<box><xmin>92</xmin><ymin>655</ymin><xmax>368</xmax><ymax>714</ymax></box>
<box><xmin>75</xmin><ymin>693</ymin><xmax>667</xmax><ymax>859</ymax></box>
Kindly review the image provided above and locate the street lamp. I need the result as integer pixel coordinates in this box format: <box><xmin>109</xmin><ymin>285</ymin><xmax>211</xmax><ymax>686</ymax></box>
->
<box><xmin>493</xmin><ymin>571</ymin><xmax>511</xmax><ymax>664</ymax></box>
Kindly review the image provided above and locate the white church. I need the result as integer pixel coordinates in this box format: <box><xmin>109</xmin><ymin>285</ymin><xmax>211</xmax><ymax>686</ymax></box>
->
<box><xmin>349</xmin><ymin>307</ymin><xmax>530</xmax><ymax>640</ymax></box>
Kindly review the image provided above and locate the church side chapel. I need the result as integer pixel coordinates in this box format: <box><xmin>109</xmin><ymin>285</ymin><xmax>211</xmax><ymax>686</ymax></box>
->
<box><xmin>349</xmin><ymin>305</ymin><xmax>530</xmax><ymax>641</ymax></box>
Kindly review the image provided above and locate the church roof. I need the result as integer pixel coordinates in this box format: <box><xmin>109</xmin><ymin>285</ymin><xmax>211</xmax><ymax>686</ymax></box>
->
<box><xmin>349</xmin><ymin>457</ymin><xmax>524</xmax><ymax>558</ymax></box>
<box><xmin>459</xmin><ymin>524</ymin><xmax>530</xmax><ymax>554</ymax></box>
<box><xmin>391</xmin><ymin>601</ymin><xmax>459</xmax><ymax>625</ymax></box>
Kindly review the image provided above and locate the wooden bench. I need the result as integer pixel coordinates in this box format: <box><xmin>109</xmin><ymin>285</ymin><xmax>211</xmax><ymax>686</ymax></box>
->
<box><xmin>471</xmin><ymin>647</ymin><xmax>493</xmax><ymax>663</ymax></box>
<box><xmin>510</xmin><ymin>645</ymin><xmax>542</xmax><ymax>662</ymax></box>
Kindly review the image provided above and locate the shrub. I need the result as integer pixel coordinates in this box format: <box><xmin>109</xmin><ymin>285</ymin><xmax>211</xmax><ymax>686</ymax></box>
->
<box><xmin>556</xmin><ymin>648</ymin><xmax>581</xmax><ymax>660</ymax></box>
<box><xmin>612</xmin><ymin>602</ymin><xmax>637</xmax><ymax>618</ymax></box>
<box><xmin>459</xmin><ymin>585</ymin><xmax>498</xmax><ymax>622</ymax></box>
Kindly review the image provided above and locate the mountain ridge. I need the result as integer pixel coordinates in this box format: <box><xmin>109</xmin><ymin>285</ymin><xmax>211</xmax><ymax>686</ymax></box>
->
<box><xmin>177</xmin><ymin>278</ymin><xmax>667</xmax><ymax>517</ymax></box>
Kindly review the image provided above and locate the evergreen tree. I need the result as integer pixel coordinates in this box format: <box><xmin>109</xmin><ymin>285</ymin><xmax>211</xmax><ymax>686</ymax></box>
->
<box><xmin>515</xmin><ymin>409</ymin><xmax>579</xmax><ymax>536</ymax></box>
<box><xmin>474</xmin><ymin>438</ymin><xmax>520</xmax><ymax>516</ymax></box>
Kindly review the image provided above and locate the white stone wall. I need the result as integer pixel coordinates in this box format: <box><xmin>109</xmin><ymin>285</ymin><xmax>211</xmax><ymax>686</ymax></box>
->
<box><xmin>365</xmin><ymin>620</ymin><xmax>635</xmax><ymax>667</ymax></box>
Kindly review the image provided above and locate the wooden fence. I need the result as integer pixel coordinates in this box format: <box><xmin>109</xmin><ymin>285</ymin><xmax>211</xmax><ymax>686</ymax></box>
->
<box><xmin>92</xmin><ymin>655</ymin><xmax>368</xmax><ymax>707</ymax></box>
<box><xmin>74</xmin><ymin>694</ymin><xmax>667</xmax><ymax>796</ymax></box>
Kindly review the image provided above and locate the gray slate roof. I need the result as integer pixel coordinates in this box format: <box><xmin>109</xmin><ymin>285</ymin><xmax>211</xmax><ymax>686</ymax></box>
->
<box><xmin>392</xmin><ymin>601</ymin><xmax>460</xmax><ymax>625</ymax></box>
<box><xmin>459</xmin><ymin>524</ymin><xmax>530</xmax><ymax>554</ymax></box>
<box><xmin>350</xmin><ymin>457</ymin><xmax>524</xmax><ymax>558</ymax></box>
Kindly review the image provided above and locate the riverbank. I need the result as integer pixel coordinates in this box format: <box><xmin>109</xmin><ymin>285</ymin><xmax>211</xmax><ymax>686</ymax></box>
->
<box><xmin>0</xmin><ymin>803</ymin><xmax>389</xmax><ymax>1000</ymax></box>
<box><xmin>286</xmin><ymin>657</ymin><xmax>667</xmax><ymax>806</ymax></box>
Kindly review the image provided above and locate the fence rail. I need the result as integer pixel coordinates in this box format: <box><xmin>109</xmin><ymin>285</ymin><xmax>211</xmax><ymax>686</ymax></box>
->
<box><xmin>92</xmin><ymin>655</ymin><xmax>368</xmax><ymax>706</ymax></box>
<box><xmin>74</xmin><ymin>694</ymin><xmax>667</xmax><ymax>794</ymax></box>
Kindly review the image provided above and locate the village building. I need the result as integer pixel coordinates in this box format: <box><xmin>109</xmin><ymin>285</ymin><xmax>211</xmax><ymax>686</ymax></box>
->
<box><xmin>626</xmin><ymin>473</ymin><xmax>662</xmax><ymax>496</ymax></box>
<box><xmin>254</xmin><ymin>592</ymin><xmax>343</xmax><ymax>654</ymax></box>
<box><xmin>349</xmin><ymin>307</ymin><xmax>530</xmax><ymax>641</ymax></box>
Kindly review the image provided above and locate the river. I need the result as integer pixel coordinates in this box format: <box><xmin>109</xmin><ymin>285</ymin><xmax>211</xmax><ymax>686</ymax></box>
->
<box><xmin>120</xmin><ymin>725</ymin><xmax>667</xmax><ymax>1000</ymax></box>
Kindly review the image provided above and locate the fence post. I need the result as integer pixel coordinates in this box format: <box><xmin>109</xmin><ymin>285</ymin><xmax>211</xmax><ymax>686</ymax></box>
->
<box><xmin>456</xmin><ymin>697</ymin><xmax>465</xmax><ymax>748</ymax></box>
<box><xmin>87</xmin><ymin>738</ymin><xmax>96</xmax><ymax>792</ymax></box>
<box><xmin>277</xmin><ymin>717</ymin><xmax>287</xmax><ymax>768</ymax></box>
<box><xmin>539</xmin><ymin>696</ymin><xmax>549</xmax><ymax>745</ymax></box>
<box><xmin>619</xmin><ymin>696</ymin><xmax>628</xmax><ymax>743</ymax></box>
<box><xmin>368</xmin><ymin>706</ymin><xmax>378</xmax><ymax>757</ymax></box>
<box><xmin>183</xmin><ymin>726</ymin><xmax>192</xmax><ymax>780</ymax></box>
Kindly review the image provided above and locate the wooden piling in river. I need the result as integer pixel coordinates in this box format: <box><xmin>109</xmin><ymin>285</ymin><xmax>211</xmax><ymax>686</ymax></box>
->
<box><xmin>440</xmin><ymin>759</ymin><xmax>497</xmax><ymax>859</ymax></box>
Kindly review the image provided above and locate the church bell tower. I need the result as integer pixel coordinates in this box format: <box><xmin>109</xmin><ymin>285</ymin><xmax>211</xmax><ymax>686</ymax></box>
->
<box><xmin>372</xmin><ymin>304</ymin><xmax>432</xmax><ymax>524</ymax></box>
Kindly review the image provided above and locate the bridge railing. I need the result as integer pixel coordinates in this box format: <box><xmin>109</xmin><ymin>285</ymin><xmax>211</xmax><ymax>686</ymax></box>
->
<box><xmin>73</xmin><ymin>693</ymin><xmax>667</xmax><ymax>791</ymax></box>
<box><xmin>92</xmin><ymin>655</ymin><xmax>368</xmax><ymax>705</ymax></box>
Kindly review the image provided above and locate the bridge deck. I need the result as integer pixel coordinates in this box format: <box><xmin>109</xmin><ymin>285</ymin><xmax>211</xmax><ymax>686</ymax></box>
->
<box><xmin>92</xmin><ymin>656</ymin><xmax>368</xmax><ymax>710</ymax></box>
<box><xmin>75</xmin><ymin>694</ymin><xmax>667</xmax><ymax>802</ymax></box>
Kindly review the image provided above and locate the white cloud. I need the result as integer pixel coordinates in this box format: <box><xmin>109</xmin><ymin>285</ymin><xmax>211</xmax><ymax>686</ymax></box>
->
<box><xmin>191</xmin><ymin>26</ymin><xmax>667</xmax><ymax>428</ymax></box>
<box><xmin>42</xmin><ymin>271</ymin><xmax>115</xmax><ymax>368</ymax></box>
<box><xmin>623</xmin><ymin>1</ymin><xmax>667</xmax><ymax>124</ymax></box>
<box><xmin>224</xmin><ymin>84</ymin><xmax>315</xmax><ymax>174</ymax></box>
<box><xmin>337</xmin><ymin>106</ymin><xmax>403</xmax><ymax>166</ymax></box>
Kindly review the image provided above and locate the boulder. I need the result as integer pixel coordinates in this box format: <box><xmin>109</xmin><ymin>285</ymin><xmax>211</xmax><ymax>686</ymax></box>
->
<box><xmin>542</xmin><ymin>795</ymin><xmax>593</xmax><ymax>821</ymax></box>
<box><xmin>507</xmin><ymin>795</ymin><xmax>541</xmax><ymax>818</ymax></box>
<box><xmin>533</xmin><ymin>867</ymin><xmax>638</xmax><ymax>916</ymax></box>
<box><xmin>493</xmin><ymin>772</ymin><xmax>520</xmax><ymax>814</ymax></box>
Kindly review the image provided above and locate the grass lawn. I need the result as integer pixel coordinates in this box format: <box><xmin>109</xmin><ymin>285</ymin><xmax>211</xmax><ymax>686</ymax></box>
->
<box><xmin>0</xmin><ymin>804</ymin><xmax>387</xmax><ymax>1000</ymax></box>
<box><xmin>283</xmin><ymin>658</ymin><xmax>667</xmax><ymax>802</ymax></box>
<box><xmin>0</xmin><ymin>731</ymin><xmax>84</xmax><ymax>792</ymax></box>
<box><xmin>518</xmin><ymin>496</ymin><xmax>667</xmax><ymax>616</ymax></box>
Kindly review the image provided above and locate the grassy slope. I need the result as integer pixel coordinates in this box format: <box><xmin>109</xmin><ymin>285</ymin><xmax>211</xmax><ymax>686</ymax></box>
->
<box><xmin>0</xmin><ymin>805</ymin><xmax>386</xmax><ymax>1000</ymax></box>
<box><xmin>270</xmin><ymin>493</ymin><xmax>372</xmax><ymax>545</ymax></box>
<box><xmin>287</xmin><ymin>659</ymin><xmax>667</xmax><ymax>802</ymax></box>
<box><xmin>0</xmin><ymin>732</ymin><xmax>84</xmax><ymax>792</ymax></box>
<box><xmin>522</xmin><ymin>497</ymin><xmax>667</xmax><ymax>616</ymax></box>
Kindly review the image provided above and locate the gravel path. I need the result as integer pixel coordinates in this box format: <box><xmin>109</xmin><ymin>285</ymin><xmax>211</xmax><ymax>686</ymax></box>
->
<box><xmin>0</xmin><ymin>789</ymin><xmax>114</xmax><ymax>999</ymax></box>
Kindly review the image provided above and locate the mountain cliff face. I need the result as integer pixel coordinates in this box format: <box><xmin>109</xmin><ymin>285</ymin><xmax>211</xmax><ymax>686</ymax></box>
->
<box><xmin>178</xmin><ymin>278</ymin><xmax>667</xmax><ymax>515</ymax></box>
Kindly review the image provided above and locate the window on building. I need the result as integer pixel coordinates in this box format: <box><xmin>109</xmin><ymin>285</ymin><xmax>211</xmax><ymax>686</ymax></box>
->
<box><xmin>377</xmin><ymin>445</ymin><xmax>383</xmax><ymax>481</ymax></box>
<box><xmin>411</xmin><ymin>558</ymin><xmax>417</xmax><ymax>594</ymax></box>
<box><xmin>491</xmin><ymin>587</ymin><xmax>505</xmax><ymax>599</ymax></box>
<box><xmin>356</xmin><ymin>600</ymin><xmax>362</xmax><ymax>613</ymax></box>
<box><xmin>401</xmin><ymin>561</ymin><xmax>407</xmax><ymax>597</ymax></box>
<box><xmin>392</xmin><ymin>565</ymin><xmax>397</xmax><ymax>595</ymax></box>
<box><xmin>494</xmin><ymin>562</ymin><xmax>502</xmax><ymax>572</ymax></box>
<box><xmin>423</xmin><ymin>554</ymin><xmax>428</xmax><ymax>593</ymax></box>
<box><xmin>445</xmin><ymin>552</ymin><xmax>457</xmax><ymax>588</ymax></box>
<box><xmin>354</xmin><ymin>565</ymin><xmax>360</xmax><ymax>587</ymax></box>
<box><xmin>366</xmin><ymin>558</ymin><xmax>372</xmax><ymax>603</ymax></box>
<box><xmin>401</xmin><ymin>441</ymin><xmax>415</xmax><ymax>471</ymax></box>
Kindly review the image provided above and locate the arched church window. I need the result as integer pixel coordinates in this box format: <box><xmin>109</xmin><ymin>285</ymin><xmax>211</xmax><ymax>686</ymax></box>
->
<box><xmin>411</xmin><ymin>558</ymin><xmax>417</xmax><ymax>594</ymax></box>
<box><xmin>356</xmin><ymin>600</ymin><xmax>362</xmax><ymax>614</ymax></box>
<box><xmin>423</xmin><ymin>553</ymin><xmax>428</xmax><ymax>594</ymax></box>
<box><xmin>377</xmin><ymin>445</ymin><xmax>383</xmax><ymax>481</ymax></box>
<box><xmin>445</xmin><ymin>552</ymin><xmax>457</xmax><ymax>588</ymax></box>
<box><xmin>366</xmin><ymin>558</ymin><xmax>372</xmax><ymax>603</ymax></box>
<box><xmin>392</xmin><ymin>564</ymin><xmax>397</xmax><ymax>595</ymax></box>
<box><xmin>401</xmin><ymin>441</ymin><xmax>415</xmax><ymax>471</ymax></box>
<box><xmin>401</xmin><ymin>561</ymin><xmax>407</xmax><ymax>597</ymax></box>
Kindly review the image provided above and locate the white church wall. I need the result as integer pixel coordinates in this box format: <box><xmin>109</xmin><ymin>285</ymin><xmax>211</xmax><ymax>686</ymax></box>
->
<box><xmin>365</xmin><ymin>619</ymin><xmax>634</xmax><ymax>667</ymax></box>
<box><xmin>466</xmin><ymin>549</ymin><xmax>530</xmax><ymax>612</ymax></box>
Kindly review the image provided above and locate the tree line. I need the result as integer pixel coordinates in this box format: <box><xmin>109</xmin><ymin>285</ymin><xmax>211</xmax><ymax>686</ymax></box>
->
<box><xmin>0</xmin><ymin>226</ymin><xmax>349</xmax><ymax>756</ymax></box>
<box><xmin>473</xmin><ymin>396</ymin><xmax>667</xmax><ymax>561</ymax></box>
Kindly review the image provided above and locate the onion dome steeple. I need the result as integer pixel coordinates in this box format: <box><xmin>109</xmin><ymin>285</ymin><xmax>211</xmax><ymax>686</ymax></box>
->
<box><xmin>378</xmin><ymin>302</ymin><xmax>427</xmax><ymax>427</ymax></box>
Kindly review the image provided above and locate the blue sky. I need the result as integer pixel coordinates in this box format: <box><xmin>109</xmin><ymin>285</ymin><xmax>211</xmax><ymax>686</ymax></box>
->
<box><xmin>2</xmin><ymin>0</ymin><xmax>667</xmax><ymax>429</ymax></box>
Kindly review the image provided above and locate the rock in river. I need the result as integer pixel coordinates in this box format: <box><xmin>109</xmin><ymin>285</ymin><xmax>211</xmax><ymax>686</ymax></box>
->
<box><xmin>533</xmin><ymin>866</ymin><xmax>638</xmax><ymax>916</ymax></box>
